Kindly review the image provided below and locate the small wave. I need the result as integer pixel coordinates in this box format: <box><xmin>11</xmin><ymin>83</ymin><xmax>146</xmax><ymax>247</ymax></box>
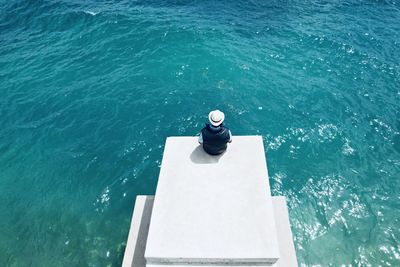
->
<box><xmin>318</xmin><ymin>123</ymin><xmax>340</xmax><ymax>141</ymax></box>
<box><xmin>100</xmin><ymin>187</ymin><xmax>110</xmax><ymax>204</ymax></box>
<box><xmin>271</xmin><ymin>172</ymin><xmax>286</xmax><ymax>195</ymax></box>
<box><xmin>84</xmin><ymin>10</ymin><xmax>99</xmax><ymax>16</ymax></box>
<box><xmin>94</xmin><ymin>186</ymin><xmax>110</xmax><ymax>212</ymax></box>
<box><xmin>342</xmin><ymin>138</ymin><xmax>355</xmax><ymax>155</ymax></box>
<box><xmin>265</xmin><ymin>123</ymin><xmax>341</xmax><ymax>152</ymax></box>
<box><xmin>268</xmin><ymin>135</ymin><xmax>286</xmax><ymax>150</ymax></box>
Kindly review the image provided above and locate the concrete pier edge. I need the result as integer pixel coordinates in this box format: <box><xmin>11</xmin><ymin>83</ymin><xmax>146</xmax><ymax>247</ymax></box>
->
<box><xmin>122</xmin><ymin>196</ymin><xmax>154</xmax><ymax>267</ymax></box>
<box><xmin>122</xmin><ymin>136</ymin><xmax>298</xmax><ymax>267</ymax></box>
<box><xmin>122</xmin><ymin>196</ymin><xmax>297</xmax><ymax>267</ymax></box>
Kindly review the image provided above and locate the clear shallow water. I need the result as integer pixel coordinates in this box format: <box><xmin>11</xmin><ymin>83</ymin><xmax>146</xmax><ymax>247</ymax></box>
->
<box><xmin>1</xmin><ymin>0</ymin><xmax>400</xmax><ymax>266</ymax></box>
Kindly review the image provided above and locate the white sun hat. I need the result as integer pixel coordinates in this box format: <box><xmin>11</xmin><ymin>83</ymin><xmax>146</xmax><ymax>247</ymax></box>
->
<box><xmin>208</xmin><ymin>110</ymin><xmax>225</xmax><ymax>126</ymax></box>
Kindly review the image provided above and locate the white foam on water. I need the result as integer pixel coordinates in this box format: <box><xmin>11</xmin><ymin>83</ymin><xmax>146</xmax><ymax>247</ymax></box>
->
<box><xmin>342</xmin><ymin>138</ymin><xmax>355</xmax><ymax>155</ymax></box>
<box><xmin>268</xmin><ymin>135</ymin><xmax>285</xmax><ymax>150</ymax></box>
<box><xmin>84</xmin><ymin>10</ymin><xmax>98</xmax><ymax>16</ymax></box>
<box><xmin>317</xmin><ymin>123</ymin><xmax>340</xmax><ymax>141</ymax></box>
<box><xmin>271</xmin><ymin>172</ymin><xmax>286</xmax><ymax>195</ymax></box>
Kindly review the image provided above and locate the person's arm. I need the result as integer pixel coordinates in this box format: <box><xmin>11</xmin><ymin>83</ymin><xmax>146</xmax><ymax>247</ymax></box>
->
<box><xmin>198</xmin><ymin>132</ymin><xmax>203</xmax><ymax>144</ymax></box>
<box><xmin>228</xmin><ymin>130</ymin><xmax>232</xmax><ymax>143</ymax></box>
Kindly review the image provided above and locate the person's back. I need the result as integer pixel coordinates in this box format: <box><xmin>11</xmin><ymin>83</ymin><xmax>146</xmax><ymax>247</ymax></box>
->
<box><xmin>198</xmin><ymin>110</ymin><xmax>232</xmax><ymax>155</ymax></box>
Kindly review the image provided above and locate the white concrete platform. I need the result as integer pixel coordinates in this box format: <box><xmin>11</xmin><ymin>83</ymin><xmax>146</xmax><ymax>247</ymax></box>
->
<box><xmin>122</xmin><ymin>196</ymin><xmax>297</xmax><ymax>267</ymax></box>
<box><xmin>122</xmin><ymin>136</ymin><xmax>298</xmax><ymax>267</ymax></box>
<box><xmin>145</xmin><ymin>136</ymin><xmax>280</xmax><ymax>265</ymax></box>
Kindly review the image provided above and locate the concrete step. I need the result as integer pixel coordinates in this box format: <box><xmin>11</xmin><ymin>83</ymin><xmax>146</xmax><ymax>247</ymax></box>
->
<box><xmin>122</xmin><ymin>196</ymin><xmax>297</xmax><ymax>267</ymax></box>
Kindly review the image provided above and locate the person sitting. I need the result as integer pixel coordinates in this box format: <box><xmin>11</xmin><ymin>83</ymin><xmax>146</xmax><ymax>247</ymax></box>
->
<box><xmin>198</xmin><ymin>110</ymin><xmax>232</xmax><ymax>155</ymax></box>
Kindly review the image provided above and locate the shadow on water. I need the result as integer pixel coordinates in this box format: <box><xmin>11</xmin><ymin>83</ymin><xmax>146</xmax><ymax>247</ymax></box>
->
<box><xmin>112</xmin><ymin>243</ymin><xmax>126</xmax><ymax>267</ymax></box>
<box><xmin>190</xmin><ymin>145</ymin><xmax>225</xmax><ymax>164</ymax></box>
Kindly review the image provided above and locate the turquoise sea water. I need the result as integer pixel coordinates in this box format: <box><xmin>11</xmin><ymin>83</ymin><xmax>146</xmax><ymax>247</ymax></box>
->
<box><xmin>1</xmin><ymin>0</ymin><xmax>400</xmax><ymax>266</ymax></box>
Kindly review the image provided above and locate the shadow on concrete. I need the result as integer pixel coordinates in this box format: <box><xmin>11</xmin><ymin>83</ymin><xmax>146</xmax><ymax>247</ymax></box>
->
<box><xmin>190</xmin><ymin>145</ymin><xmax>224</xmax><ymax>164</ymax></box>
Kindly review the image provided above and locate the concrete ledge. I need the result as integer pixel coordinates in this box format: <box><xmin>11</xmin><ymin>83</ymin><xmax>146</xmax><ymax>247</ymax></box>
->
<box><xmin>272</xmin><ymin>196</ymin><xmax>298</xmax><ymax>267</ymax></box>
<box><xmin>122</xmin><ymin>196</ymin><xmax>297</xmax><ymax>267</ymax></box>
<box><xmin>122</xmin><ymin>196</ymin><xmax>154</xmax><ymax>267</ymax></box>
